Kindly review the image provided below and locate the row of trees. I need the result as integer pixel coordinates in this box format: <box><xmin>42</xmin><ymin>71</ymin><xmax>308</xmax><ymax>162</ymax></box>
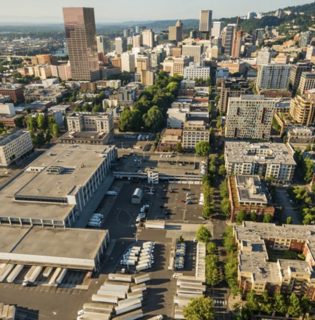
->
<box><xmin>223</xmin><ymin>226</ymin><xmax>239</xmax><ymax>295</ymax></box>
<box><xmin>294</xmin><ymin>150</ymin><xmax>314</xmax><ymax>184</ymax></box>
<box><xmin>202</xmin><ymin>154</ymin><xmax>227</xmax><ymax>219</ymax></box>
<box><xmin>237</xmin><ymin>291</ymin><xmax>311</xmax><ymax>319</ymax></box>
<box><xmin>219</xmin><ymin>179</ymin><xmax>230</xmax><ymax>217</ymax></box>
<box><xmin>235</xmin><ymin>210</ymin><xmax>273</xmax><ymax>224</ymax></box>
<box><xmin>26</xmin><ymin>113</ymin><xmax>59</xmax><ymax>147</ymax></box>
<box><xmin>290</xmin><ymin>186</ymin><xmax>315</xmax><ymax>225</ymax></box>
<box><xmin>195</xmin><ymin>226</ymin><xmax>221</xmax><ymax>288</ymax></box>
<box><xmin>119</xmin><ymin>72</ymin><xmax>182</xmax><ymax>132</ymax></box>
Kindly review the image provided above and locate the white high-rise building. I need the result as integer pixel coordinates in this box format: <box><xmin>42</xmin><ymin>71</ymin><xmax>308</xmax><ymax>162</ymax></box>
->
<box><xmin>115</xmin><ymin>37</ymin><xmax>127</xmax><ymax>55</ymax></box>
<box><xmin>183</xmin><ymin>63</ymin><xmax>210</xmax><ymax>80</ymax></box>
<box><xmin>96</xmin><ymin>35</ymin><xmax>106</xmax><ymax>54</ymax></box>
<box><xmin>256</xmin><ymin>64</ymin><xmax>291</xmax><ymax>90</ymax></box>
<box><xmin>121</xmin><ymin>52</ymin><xmax>136</xmax><ymax>73</ymax></box>
<box><xmin>225</xmin><ymin>95</ymin><xmax>276</xmax><ymax>140</ymax></box>
<box><xmin>0</xmin><ymin>130</ymin><xmax>33</xmax><ymax>167</ymax></box>
<box><xmin>212</xmin><ymin>21</ymin><xmax>222</xmax><ymax>38</ymax></box>
<box><xmin>256</xmin><ymin>48</ymin><xmax>271</xmax><ymax>66</ymax></box>
<box><xmin>142</xmin><ymin>29</ymin><xmax>154</xmax><ymax>48</ymax></box>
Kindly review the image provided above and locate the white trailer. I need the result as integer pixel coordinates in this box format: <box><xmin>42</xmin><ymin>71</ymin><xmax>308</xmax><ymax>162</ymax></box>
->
<box><xmin>79</xmin><ymin>311</ymin><xmax>111</xmax><ymax>320</ymax></box>
<box><xmin>100</xmin><ymin>283</ymin><xmax>129</xmax><ymax>292</ymax></box>
<box><xmin>115</xmin><ymin>302</ymin><xmax>142</xmax><ymax>315</ymax></box>
<box><xmin>174</xmin><ymin>296</ymin><xmax>192</xmax><ymax>307</ymax></box>
<box><xmin>6</xmin><ymin>264</ymin><xmax>23</xmax><ymax>283</ymax></box>
<box><xmin>56</xmin><ymin>269</ymin><xmax>67</xmax><ymax>285</ymax></box>
<box><xmin>113</xmin><ymin>309</ymin><xmax>143</xmax><ymax>320</ymax></box>
<box><xmin>22</xmin><ymin>265</ymin><xmax>37</xmax><ymax>285</ymax></box>
<box><xmin>97</xmin><ymin>289</ymin><xmax>126</xmax><ymax>299</ymax></box>
<box><xmin>127</xmin><ymin>292</ymin><xmax>143</xmax><ymax>300</ymax></box>
<box><xmin>28</xmin><ymin>266</ymin><xmax>43</xmax><ymax>284</ymax></box>
<box><xmin>117</xmin><ymin>298</ymin><xmax>142</xmax><ymax>307</ymax></box>
<box><xmin>108</xmin><ymin>273</ymin><xmax>132</xmax><ymax>283</ymax></box>
<box><xmin>83</xmin><ymin>302</ymin><xmax>114</xmax><ymax>313</ymax></box>
<box><xmin>144</xmin><ymin>220</ymin><xmax>165</xmax><ymax>229</ymax></box>
<box><xmin>0</xmin><ymin>264</ymin><xmax>14</xmax><ymax>283</ymax></box>
<box><xmin>134</xmin><ymin>273</ymin><xmax>150</xmax><ymax>284</ymax></box>
<box><xmin>43</xmin><ymin>266</ymin><xmax>53</xmax><ymax>278</ymax></box>
<box><xmin>48</xmin><ymin>267</ymin><xmax>62</xmax><ymax>285</ymax></box>
<box><xmin>92</xmin><ymin>294</ymin><xmax>118</xmax><ymax>304</ymax></box>
<box><xmin>136</xmin><ymin>264</ymin><xmax>150</xmax><ymax>272</ymax></box>
<box><xmin>130</xmin><ymin>283</ymin><xmax>146</xmax><ymax>293</ymax></box>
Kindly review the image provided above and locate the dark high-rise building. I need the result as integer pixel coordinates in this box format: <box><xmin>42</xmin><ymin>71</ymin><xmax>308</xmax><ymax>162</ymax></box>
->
<box><xmin>63</xmin><ymin>7</ymin><xmax>100</xmax><ymax>81</ymax></box>
<box><xmin>223</xmin><ymin>24</ymin><xmax>235</xmax><ymax>56</ymax></box>
<box><xmin>199</xmin><ymin>10</ymin><xmax>212</xmax><ymax>34</ymax></box>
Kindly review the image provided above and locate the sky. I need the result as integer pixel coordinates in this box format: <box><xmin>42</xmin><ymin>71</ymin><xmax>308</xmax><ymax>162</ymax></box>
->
<box><xmin>0</xmin><ymin>0</ymin><xmax>311</xmax><ymax>23</ymax></box>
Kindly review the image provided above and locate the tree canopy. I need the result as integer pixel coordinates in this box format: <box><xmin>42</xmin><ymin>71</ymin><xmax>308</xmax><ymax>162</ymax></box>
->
<box><xmin>183</xmin><ymin>297</ymin><xmax>214</xmax><ymax>320</ymax></box>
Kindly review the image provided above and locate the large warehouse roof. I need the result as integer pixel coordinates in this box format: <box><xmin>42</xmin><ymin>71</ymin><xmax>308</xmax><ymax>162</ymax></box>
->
<box><xmin>0</xmin><ymin>144</ymin><xmax>114</xmax><ymax>223</ymax></box>
<box><xmin>0</xmin><ymin>226</ymin><xmax>108</xmax><ymax>270</ymax></box>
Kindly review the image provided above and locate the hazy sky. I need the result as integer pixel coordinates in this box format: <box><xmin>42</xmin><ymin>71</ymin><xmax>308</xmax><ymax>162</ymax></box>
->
<box><xmin>0</xmin><ymin>0</ymin><xmax>311</xmax><ymax>23</ymax></box>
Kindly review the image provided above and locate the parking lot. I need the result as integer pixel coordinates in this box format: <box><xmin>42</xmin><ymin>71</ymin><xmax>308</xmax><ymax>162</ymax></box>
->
<box><xmin>0</xmin><ymin>177</ymin><xmax>206</xmax><ymax>319</ymax></box>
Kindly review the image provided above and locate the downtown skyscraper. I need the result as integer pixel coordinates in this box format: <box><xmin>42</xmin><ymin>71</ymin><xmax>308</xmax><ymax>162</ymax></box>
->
<box><xmin>63</xmin><ymin>7</ymin><xmax>100</xmax><ymax>81</ymax></box>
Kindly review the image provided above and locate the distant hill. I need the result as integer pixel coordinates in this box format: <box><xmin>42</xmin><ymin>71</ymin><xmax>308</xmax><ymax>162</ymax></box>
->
<box><xmin>0</xmin><ymin>2</ymin><xmax>314</xmax><ymax>35</ymax></box>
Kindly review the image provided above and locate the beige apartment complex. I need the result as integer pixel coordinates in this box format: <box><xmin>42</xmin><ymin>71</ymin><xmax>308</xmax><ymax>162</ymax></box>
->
<box><xmin>182</xmin><ymin>120</ymin><xmax>209</xmax><ymax>149</ymax></box>
<box><xmin>225</xmin><ymin>95</ymin><xmax>275</xmax><ymax>140</ymax></box>
<box><xmin>290</xmin><ymin>94</ymin><xmax>315</xmax><ymax>126</ymax></box>
<box><xmin>224</xmin><ymin>142</ymin><xmax>296</xmax><ymax>183</ymax></box>
<box><xmin>0</xmin><ymin>130</ymin><xmax>33</xmax><ymax>167</ymax></box>
<box><xmin>298</xmin><ymin>72</ymin><xmax>315</xmax><ymax>95</ymax></box>
<box><xmin>234</xmin><ymin>222</ymin><xmax>315</xmax><ymax>301</ymax></box>
<box><xmin>63</xmin><ymin>7</ymin><xmax>100</xmax><ymax>81</ymax></box>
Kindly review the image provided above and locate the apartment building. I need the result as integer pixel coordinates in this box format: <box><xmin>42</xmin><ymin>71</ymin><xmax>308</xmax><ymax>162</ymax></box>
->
<box><xmin>163</xmin><ymin>57</ymin><xmax>190</xmax><ymax>77</ymax></box>
<box><xmin>0</xmin><ymin>130</ymin><xmax>33</xmax><ymax>167</ymax></box>
<box><xmin>224</xmin><ymin>142</ymin><xmax>296</xmax><ymax>183</ymax></box>
<box><xmin>287</xmin><ymin>126</ymin><xmax>315</xmax><ymax>144</ymax></box>
<box><xmin>217</xmin><ymin>78</ymin><xmax>251</xmax><ymax>114</ymax></box>
<box><xmin>234</xmin><ymin>222</ymin><xmax>315</xmax><ymax>300</ymax></box>
<box><xmin>183</xmin><ymin>63</ymin><xmax>210</xmax><ymax>81</ymax></box>
<box><xmin>121</xmin><ymin>52</ymin><xmax>136</xmax><ymax>73</ymax></box>
<box><xmin>182</xmin><ymin>120</ymin><xmax>210</xmax><ymax>150</ymax></box>
<box><xmin>256</xmin><ymin>48</ymin><xmax>271</xmax><ymax>66</ymax></box>
<box><xmin>225</xmin><ymin>95</ymin><xmax>276</xmax><ymax>140</ymax></box>
<box><xmin>289</xmin><ymin>63</ymin><xmax>312</xmax><ymax>92</ymax></box>
<box><xmin>256</xmin><ymin>64</ymin><xmax>291</xmax><ymax>91</ymax></box>
<box><xmin>228</xmin><ymin>175</ymin><xmax>275</xmax><ymax>222</ymax></box>
<box><xmin>298</xmin><ymin>72</ymin><xmax>315</xmax><ymax>95</ymax></box>
<box><xmin>169</xmin><ymin>20</ymin><xmax>183</xmax><ymax>42</ymax></box>
<box><xmin>182</xmin><ymin>45</ymin><xmax>203</xmax><ymax>65</ymax></box>
<box><xmin>0</xmin><ymin>84</ymin><xmax>24</xmax><ymax>104</ymax></box>
<box><xmin>61</xmin><ymin>112</ymin><xmax>114</xmax><ymax>145</ymax></box>
<box><xmin>290</xmin><ymin>94</ymin><xmax>315</xmax><ymax>126</ymax></box>
<box><xmin>142</xmin><ymin>29</ymin><xmax>154</xmax><ymax>48</ymax></box>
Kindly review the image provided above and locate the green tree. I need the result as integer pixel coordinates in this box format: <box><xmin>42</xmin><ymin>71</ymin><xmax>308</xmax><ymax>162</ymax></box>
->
<box><xmin>236</xmin><ymin>210</ymin><xmax>246</xmax><ymax>224</ymax></box>
<box><xmin>195</xmin><ymin>141</ymin><xmax>210</xmax><ymax>156</ymax></box>
<box><xmin>196</xmin><ymin>226</ymin><xmax>211</xmax><ymax>243</ymax></box>
<box><xmin>274</xmin><ymin>293</ymin><xmax>287</xmax><ymax>315</ymax></box>
<box><xmin>37</xmin><ymin>114</ymin><xmax>46</xmax><ymax>130</ymax></box>
<box><xmin>206</xmin><ymin>254</ymin><xmax>220</xmax><ymax>286</ymax></box>
<box><xmin>175</xmin><ymin>143</ymin><xmax>183</xmax><ymax>153</ymax></box>
<box><xmin>250</xmin><ymin>211</ymin><xmax>257</xmax><ymax>222</ymax></box>
<box><xmin>51</xmin><ymin>124</ymin><xmax>59</xmax><ymax>138</ymax></box>
<box><xmin>263</xmin><ymin>214</ymin><xmax>273</xmax><ymax>223</ymax></box>
<box><xmin>287</xmin><ymin>293</ymin><xmax>302</xmax><ymax>317</ymax></box>
<box><xmin>92</xmin><ymin>104</ymin><xmax>103</xmax><ymax>113</ymax></box>
<box><xmin>183</xmin><ymin>297</ymin><xmax>214</xmax><ymax>320</ymax></box>
<box><xmin>218</xmin><ymin>164</ymin><xmax>226</xmax><ymax>176</ymax></box>
<box><xmin>143</xmin><ymin>106</ymin><xmax>164</xmax><ymax>132</ymax></box>
<box><xmin>286</xmin><ymin>216</ymin><xmax>293</xmax><ymax>224</ymax></box>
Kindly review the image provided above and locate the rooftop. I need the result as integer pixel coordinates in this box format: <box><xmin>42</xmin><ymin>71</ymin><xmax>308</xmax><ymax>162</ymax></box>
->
<box><xmin>225</xmin><ymin>142</ymin><xmax>296</xmax><ymax>165</ymax></box>
<box><xmin>0</xmin><ymin>144</ymin><xmax>114</xmax><ymax>222</ymax></box>
<box><xmin>0</xmin><ymin>225</ymin><xmax>108</xmax><ymax>270</ymax></box>
<box><xmin>235</xmin><ymin>175</ymin><xmax>268</xmax><ymax>205</ymax></box>
<box><xmin>0</xmin><ymin>130</ymin><xmax>29</xmax><ymax>146</ymax></box>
